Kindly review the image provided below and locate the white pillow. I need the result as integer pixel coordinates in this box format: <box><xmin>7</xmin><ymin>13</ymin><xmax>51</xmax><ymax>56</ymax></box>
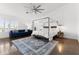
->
<box><xmin>32</xmin><ymin>31</ymin><xmax>38</xmax><ymax>35</ymax></box>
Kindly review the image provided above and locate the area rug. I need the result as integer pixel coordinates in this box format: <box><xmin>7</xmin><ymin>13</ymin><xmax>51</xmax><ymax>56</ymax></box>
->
<box><xmin>12</xmin><ymin>37</ymin><xmax>58</xmax><ymax>55</ymax></box>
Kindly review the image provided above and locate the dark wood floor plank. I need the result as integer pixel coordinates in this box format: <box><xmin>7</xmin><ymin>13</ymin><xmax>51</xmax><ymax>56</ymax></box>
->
<box><xmin>51</xmin><ymin>38</ymin><xmax>79</xmax><ymax>55</ymax></box>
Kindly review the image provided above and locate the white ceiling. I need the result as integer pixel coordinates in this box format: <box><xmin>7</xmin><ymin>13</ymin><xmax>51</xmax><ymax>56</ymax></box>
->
<box><xmin>0</xmin><ymin>3</ymin><xmax>67</xmax><ymax>20</ymax></box>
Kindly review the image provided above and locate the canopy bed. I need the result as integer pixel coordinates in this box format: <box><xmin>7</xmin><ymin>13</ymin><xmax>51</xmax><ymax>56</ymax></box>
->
<box><xmin>32</xmin><ymin>17</ymin><xmax>58</xmax><ymax>41</ymax></box>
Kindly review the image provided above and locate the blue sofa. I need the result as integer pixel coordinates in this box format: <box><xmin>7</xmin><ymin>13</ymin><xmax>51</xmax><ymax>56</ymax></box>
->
<box><xmin>9</xmin><ymin>29</ymin><xmax>32</xmax><ymax>40</ymax></box>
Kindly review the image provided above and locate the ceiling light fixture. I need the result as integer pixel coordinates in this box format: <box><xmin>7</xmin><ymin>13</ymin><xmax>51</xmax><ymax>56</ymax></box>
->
<box><xmin>24</xmin><ymin>4</ymin><xmax>45</xmax><ymax>14</ymax></box>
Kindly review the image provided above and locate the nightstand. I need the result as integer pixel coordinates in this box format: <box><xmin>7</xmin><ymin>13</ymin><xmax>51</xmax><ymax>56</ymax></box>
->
<box><xmin>57</xmin><ymin>31</ymin><xmax>64</xmax><ymax>38</ymax></box>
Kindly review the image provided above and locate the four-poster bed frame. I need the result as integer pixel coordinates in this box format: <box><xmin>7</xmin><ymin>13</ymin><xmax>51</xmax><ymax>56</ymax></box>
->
<box><xmin>32</xmin><ymin>17</ymin><xmax>58</xmax><ymax>41</ymax></box>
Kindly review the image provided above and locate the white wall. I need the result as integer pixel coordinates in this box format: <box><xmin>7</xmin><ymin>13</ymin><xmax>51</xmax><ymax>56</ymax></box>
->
<box><xmin>47</xmin><ymin>4</ymin><xmax>78</xmax><ymax>39</ymax></box>
<box><xmin>76</xmin><ymin>4</ymin><xmax>79</xmax><ymax>41</ymax></box>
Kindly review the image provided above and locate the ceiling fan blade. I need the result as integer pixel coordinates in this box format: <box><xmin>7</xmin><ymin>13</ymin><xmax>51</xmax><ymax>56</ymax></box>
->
<box><xmin>37</xmin><ymin>9</ymin><xmax>45</xmax><ymax>10</ymax></box>
<box><xmin>34</xmin><ymin>10</ymin><xmax>37</xmax><ymax>14</ymax></box>
<box><xmin>26</xmin><ymin>12</ymin><xmax>29</xmax><ymax>14</ymax></box>
<box><xmin>33</xmin><ymin>5</ymin><xmax>36</xmax><ymax>9</ymax></box>
<box><xmin>36</xmin><ymin>10</ymin><xmax>42</xmax><ymax>13</ymax></box>
<box><xmin>36</xmin><ymin>5</ymin><xmax>41</xmax><ymax>8</ymax></box>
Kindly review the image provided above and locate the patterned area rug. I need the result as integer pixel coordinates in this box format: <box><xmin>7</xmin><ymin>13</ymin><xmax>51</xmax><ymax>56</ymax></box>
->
<box><xmin>12</xmin><ymin>37</ymin><xmax>58</xmax><ymax>55</ymax></box>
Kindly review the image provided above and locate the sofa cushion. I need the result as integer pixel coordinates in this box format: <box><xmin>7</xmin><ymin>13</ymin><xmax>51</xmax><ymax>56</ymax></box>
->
<box><xmin>9</xmin><ymin>29</ymin><xmax>32</xmax><ymax>39</ymax></box>
<box><xmin>18</xmin><ymin>30</ymin><xmax>25</xmax><ymax>32</ymax></box>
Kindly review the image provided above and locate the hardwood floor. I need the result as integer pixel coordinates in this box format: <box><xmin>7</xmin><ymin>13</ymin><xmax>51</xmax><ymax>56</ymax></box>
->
<box><xmin>0</xmin><ymin>38</ymin><xmax>21</xmax><ymax>55</ymax></box>
<box><xmin>51</xmin><ymin>38</ymin><xmax>79</xmax><ymax>55</ymax></box>
<box><xmin>0</xmin><ymin>37</ymin><xmax>79</xmax><ymax>55</ymax></box>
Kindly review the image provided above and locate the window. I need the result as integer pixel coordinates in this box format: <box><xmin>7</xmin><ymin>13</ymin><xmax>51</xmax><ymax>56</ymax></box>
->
<box><xmin>0</xmin><ymin>17</ymin><xmax>18</xmax><ymax>32</ymax></box>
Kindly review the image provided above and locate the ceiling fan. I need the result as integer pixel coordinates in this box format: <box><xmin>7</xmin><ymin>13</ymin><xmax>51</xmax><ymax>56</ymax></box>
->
<box><xmin>25</xmin><ymin>4</ymin><xmax>45</xmax><ymax>14</ymax></box>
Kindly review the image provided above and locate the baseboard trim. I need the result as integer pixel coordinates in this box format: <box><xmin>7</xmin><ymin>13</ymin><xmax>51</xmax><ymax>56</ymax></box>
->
<box><xmin>64</xmin><ymin>37</ymin><xmax>78</xmax><ymax>40</ymax></box>
<box><xmin>0</xmin><ymin>37</ymin><xmax>9</xmax><ymax>40</ymax></box>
